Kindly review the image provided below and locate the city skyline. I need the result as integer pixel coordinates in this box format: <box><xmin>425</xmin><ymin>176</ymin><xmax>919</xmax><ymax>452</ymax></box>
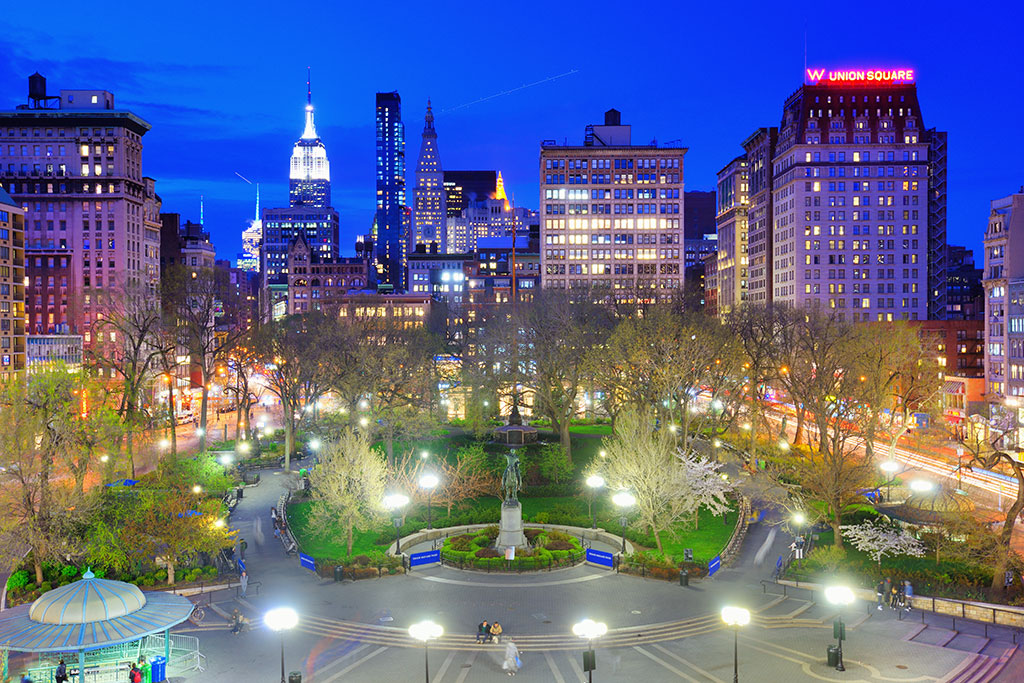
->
<box><xmin>0</xmin><ymin>2</ymin><xmax>1019</xmax><ymax>262</ymax></box>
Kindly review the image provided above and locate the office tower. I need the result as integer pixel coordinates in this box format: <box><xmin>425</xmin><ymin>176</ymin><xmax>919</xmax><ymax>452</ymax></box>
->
<box><xmin>238</xmin><ymin>183</ymin><xmax>261</xmax><ymax>272</ymax></box>
<box><xmin>411</xmin><ymin>101</ymin><xmax>446</xmax><ymax>253</ymax></box>
<box><xmin>683</xmin><ymin>191</ymin><xmax>716</xmax><ymax>240</ymax></box>
<box><xmin>374</xmin><ymin>91</ymin><xmax>407</xmax><ymax>290</ymax></box>
<box><xmin>159</xmin><ymin>214</ymin><xmax>216</xmax><ymax>272</ymax></box>
<box><xmin>444</xmin><ymin>170</ymin><xmax>497</xmax><ymax>218</ymax></box>
<box><xmin>714</xmin><ymin>156</ymin><xmax>748</xmax><ymax>316</ymax></box>
<box><xmin>743</xmin><ymin>127</ymin><xmax>777</xmax><ymax>305</ymax></box>
<box><xmin>289</xmin><ymin>75</ymin><xmax>331</xmax><ymax>208</ymax></box>
<box><xmin>946</xmin><ymin>244</ymin><xmax>983</xmax><ymax>320</ymax></box>
<box><xmin>0</xmin><ymin>73</ymin><xmax>161</xmax><ymax>341</ymax></box>
<box><xmin>539</xmin><ymin>109</ymin><xmax>686</xmax><ymax>297</ymax></box>
<box><xmin>446</xmin><ymin>171</ymin><xmax>535</xmax><ymax>253</ymax></box>
<box><xmin>983</xmin><ymin>191</ymin><xmax>1024</xmax><ymax>403</ymax></box>
<box><xmin>261</xmin><ymin>205</ymin><xmax>340</xmax><ymax>318</ymax></box>
<box><xmin>0</xmin><ymin>187</ymin><xmax>26</xmax><ymax>378</ymax></box>
<box><xmin>769</xmin><ymin>69</ymin><xmax>944</xmax><ymax>321</ymax></box>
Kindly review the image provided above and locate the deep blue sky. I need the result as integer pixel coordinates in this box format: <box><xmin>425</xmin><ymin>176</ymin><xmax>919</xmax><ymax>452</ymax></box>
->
<box><xmin>2</xmin><ymin>1</ymin><xmax>1021</xmax><ymax>263</ymax></box>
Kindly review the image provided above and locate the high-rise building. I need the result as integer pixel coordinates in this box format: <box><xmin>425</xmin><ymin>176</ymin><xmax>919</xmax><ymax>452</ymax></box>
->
<box><xmin>714</xmin><ymin>156</ymin><xmax>748</xmax><ymax>316</ymax></box>
<box><xmin>238</xmin><ymin>184</ymin><xmax>261</xmax><ymax>272</ymax></box>
<box><xmin>743</xmin><ymin>127</ymin><xmax>777</xmax><ymax>306</ymax></box>
<box><xmin>717</xmin><ymin>71</ymin><xmax>946</xmax><ymax>319</ymax></box>
<box><xmin>0</xmin><ymin>187</ymin><xmax>26</xmax><ymax>379</ymax></box>
<box><xmin>0</xmin><ymin>73</ymin><xmax>161</xmax><ymax>341</ymax></box>
<box><xmin>374</xmin><ymin>91</ymin><xmax>407</xmax><ymax>290</ymax></box>
<box><xmin>284</xmin><ymin>232</ymin><xmax>374</xmax><ymax>315</ymax></box>
<box><xmin>946</xmin><ymin>244</ymin><xmax>983</xmax><ymax>321</ymax></box>
<box><xmin>983</xmin><ymin>191</ymin><xmax>1024</xmax><ymax>403</ymax></box>
<box><xmin>289</xmin><ymin>76</ymin><xmax>330</xmax><ymax>209</ymax></box>
<box><xmin>443</xmin><ymin>171</ymin><xmax>496</xmax><ymax>218</ymax></box>
<box><xmin>261</xmin><ymin>205</ymin><xmax>340</xmax><ymax>318</ymax></box>
<box><xmin>411</xmin><ymin>101</ymin><xmax>446</xmax><ymax>253</ymax></box>
<box><xmin>539</xmin><ymin>109</ymin><xmax>686</xmax><ymax>297</ymax></box>
<box><xmin>446</xmin><ymin>172</ymin><xmax>535</xmax><ymax>253</ymax></box>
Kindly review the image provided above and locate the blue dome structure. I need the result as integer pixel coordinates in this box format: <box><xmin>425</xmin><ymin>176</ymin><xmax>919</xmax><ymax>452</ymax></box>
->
<box><xmin>29</xmin><ymin>569</ymin><xmax>146</xmax><ymax>624</ymax></box>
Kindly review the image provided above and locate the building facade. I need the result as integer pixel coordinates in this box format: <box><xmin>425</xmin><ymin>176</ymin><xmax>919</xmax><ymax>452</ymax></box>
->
<box><xmin>0</xmin><ymin>187</ymin><xmax>25</xmax><ymax>378</ymax></box>
<box><xmin>411</xmin><ymin>102</ymin><xmax>446</xmax><ymax>253</ymax></box>
<box><xmin>284</xmin><ymin>232</ymin><xmax>373</xmax><ymax>315</ymax></box>
<box><xmin>539</xmin><ymin>109</ymin><xmax>686</xmax><ymax>297</ymax></box>
<box><xmin>374</xmin><ymin>91</ymin><xmax>408</xmax><ymax>290</ymax></box>
<box><xmin>946</xmin><ymin>244</ymin><xmax>983</xmax><ymax>321</ymax></box>
<box><xmin>714</xmin><ymin>155</ymin><xmax>748</xmax><ymax>315</ymax></box>
<box><xmin>25</xmin><ymin>334</ymin><xmax>82</xmax><ymax>375</ymax></box>
<box><xmin>238</xmin><ymin>184</ymin><xmax>261</xmax><ymax>273</ymax></box>
<box><xmin>743</xmin><ymin>127</ymin><xmax>777</xmax><ymax>306</ymax></box>
<box><xmin>444</xmin><ymin>171</ymin><xmax>496</xmax><ymax>218</ymax></box>
<box><xmin>0</xmin><ymin>74</ymin><xmax>160</xmax><ymax>341</ymax></box>
<box><xmin>683</xmin><ymin>190</ymin><xmax>716</xmax><ymax>240</ymax></box>
<box><xmin>261</xmin><ymin>206</ymin><xmax>340</xmax><ymax>317</ymax></box>
<box><xmin>160</xmin><ymin>214</ymin><xmax>215</xmax><ymax>272</ymax></box>
<box><xmin>983</xmin><ymin>191</ymin><xmax>1024</xmax><ymax>402</ymax></box>
<box><xmin>446</xmin><ymin>175</ymin><xmax>535</xmax><ymax>254</ymax></box>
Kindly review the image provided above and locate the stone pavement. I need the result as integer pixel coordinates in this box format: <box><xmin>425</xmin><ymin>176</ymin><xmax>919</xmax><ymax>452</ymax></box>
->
<box><xmin>168</xmin><ymin>469</ymin><xmax>1023</xmax><ymax>682</ymax></box>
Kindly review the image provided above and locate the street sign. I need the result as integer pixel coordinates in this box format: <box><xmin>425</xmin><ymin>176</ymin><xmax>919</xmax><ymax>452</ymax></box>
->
<box><xmin>583</xmin><ymin>649</ymin><xmax>596</xmax><ymax>672</ymax></box>
<box><xmin>409</xmin><ymin>549</ymin><xmax>441</xmax><ymax>567</ymax></box>
<box><xmin>299</xmin><ymin>553</ymin><xmax>316</xmax><ymax>572</ymax></box>
<box><xmin>708</xmin><ymin>555</ymin><xmax>721</xmax><ymax>576</ymax></box>
<box><xmin>585</xmin><ymin>549</ymin><xmax>614</xmax><ymax>568</ymax></box>
<box><xmin>683</xmin><ymin>548</ymin><xmax>694</xmax><ymax>562</ymax></box>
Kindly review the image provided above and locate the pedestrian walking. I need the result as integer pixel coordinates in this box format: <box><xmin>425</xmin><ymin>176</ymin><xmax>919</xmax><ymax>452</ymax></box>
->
<box><xmin>903</xmin><ymin>580</ymin><xmax>914</xmax><ymax>611</ymax></box>
<box><xmin>128</xmin><ymin>663</ymin><xmax>142</xmax><ymax>683</ymax></box>
<box><xmin>875</xmin><ymin>579</ymin><xmax>886</xmax><ymax>611</ymax></box>
<box><xmin>231</xmin><ymin>608</ymin><xmax>244</xmax><ymax>635</ymax></box>
<box><xmin>138</xmin><ymin>655</ymin><xmax>151</xmax><ymax>683</ymax></box>
<box><xmin>476</xmin><ymin>620</ymin><xmax>490</xmax><ymax>644</ymax></box>
<box><xmin>239</xmin><ymin>538</ymin><xmax>247</xmax><ymax>560</ymax></box>
<box><xmin>490</xmin><ymin>621</ymin><xmax>503</xmax><ymax>643</ymax></box>
<box><xmin>239</xmin><ymin>570</ymin><xmax>248</xmax><ymax>598</ymax></box>
<box><xmin>55</xmin><ymin>660</ymin><xmax>67</xmax><ymax>683</ymax></box>
<box><xmin>502</xmin><ymin>640</ymin><xmax>521</xmax><ymax>676</ymax></box>
<box><xmin>270</xmin><ymin>507</ymin><xmax>278</xmax><ymax>523</ymax></box>
<box><xmin>889</xmin><ymin>585</ymin><xmax>899</xmax><ymax>610</ymax></box>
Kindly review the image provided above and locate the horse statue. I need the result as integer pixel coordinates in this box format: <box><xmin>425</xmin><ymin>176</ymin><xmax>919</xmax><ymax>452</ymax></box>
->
<box><xmin>502</xmin><ymin>450</ymin><xmax>523</xmax><ymax>505</ymax></box>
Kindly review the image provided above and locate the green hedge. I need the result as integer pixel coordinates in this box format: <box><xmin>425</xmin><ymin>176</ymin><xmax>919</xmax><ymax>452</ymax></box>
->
<box><xmin>438</xmin><ymin>527</ymin><xmax>585</xmax><ymax>570</ymax></box>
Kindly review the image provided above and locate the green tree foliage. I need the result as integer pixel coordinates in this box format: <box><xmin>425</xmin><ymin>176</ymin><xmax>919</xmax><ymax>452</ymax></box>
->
<box><xmin>537</xmin><ymin>443</ymin><xmax>572</xmax><ymax>484</ymax></box>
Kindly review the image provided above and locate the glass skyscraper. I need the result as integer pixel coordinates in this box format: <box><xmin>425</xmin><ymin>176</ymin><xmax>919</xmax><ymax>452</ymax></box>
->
<box><xmin>374</xmin><ymin>91</ymin><xmax>407</xmax><ymax>290</ymax></box>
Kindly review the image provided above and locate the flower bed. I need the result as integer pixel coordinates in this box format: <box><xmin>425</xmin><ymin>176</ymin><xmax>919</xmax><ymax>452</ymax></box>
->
<box><xmin>439</xmin><ymin>526</ymin><xmax>585</xmax><ymax>571</ymax></box>
<box><xmin>313</xmin><ymin>554</ymin><xmax>406</xmax><ymax>581</ymax></box>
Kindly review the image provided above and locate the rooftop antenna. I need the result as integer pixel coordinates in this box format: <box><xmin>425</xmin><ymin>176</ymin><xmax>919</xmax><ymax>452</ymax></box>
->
<box><xmin>200</xmin><ymin>195</ymin><xmax>204</xmax><ymax>226</ymax></box>
<box><xmin>307</xmin><ymin>66</ymin><xmax>312</xmax><ymax>106</ymax></box>
<box><xmin>255</xmin><ymin>183</ymin><xmax>260</xmax><ymax>222</ymax></box>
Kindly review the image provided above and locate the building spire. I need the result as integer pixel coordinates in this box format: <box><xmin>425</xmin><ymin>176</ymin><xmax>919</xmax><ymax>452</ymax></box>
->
<box><xmin>200</xmin><ymin>194</ymin><xmax>205</xmax><ymax>225</ymax></box>
<box><xmin>301</xmin><ymin>67</ymin><xmax>317</xmax><ymax>140</ymax></box>
<box><xmin>424</xmin><ymin>99</ymin><xmax>434</xmax><ymax>131</ymax></box>
<box><xmin>255</xmin><ymin>182</ymin><xmax>260</xmax><ymax>222</ymax></box>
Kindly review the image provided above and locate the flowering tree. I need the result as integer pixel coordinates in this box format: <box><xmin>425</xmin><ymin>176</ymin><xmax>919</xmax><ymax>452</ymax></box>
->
<box><xmin>840</xmin><ymin>519</ymin><xmax>925</xmax><ymax>568</ymax></box>
<box><xmin>678</xmin><ymin>450</ymin><xmax>734</xmax><ymax>529</ymax></box>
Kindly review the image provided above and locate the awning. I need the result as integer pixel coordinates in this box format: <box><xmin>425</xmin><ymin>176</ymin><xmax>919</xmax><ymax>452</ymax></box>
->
<box><xmin>943</xmin><ymin>380</ymin><xmax>965</xmax><ymax>394</ymax></box>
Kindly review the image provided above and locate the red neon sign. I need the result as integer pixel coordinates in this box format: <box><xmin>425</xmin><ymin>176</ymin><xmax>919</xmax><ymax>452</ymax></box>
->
<box><xmin>805</xmin><ymin>68</ymin><xmax>915</xmax><ymax>85</ymax></box>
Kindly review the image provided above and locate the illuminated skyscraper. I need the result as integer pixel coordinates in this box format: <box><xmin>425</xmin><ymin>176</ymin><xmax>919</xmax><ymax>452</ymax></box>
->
<box><xmin>289</xmin><ymin>73</ymin><xmax>331</xmax><ymax>208</ymax></box>
<box><xmin>374</xmin><ymin>91</ymin><xmax>407</xmax><ymax>290</ymax></box>
<box><xmin>237</xmin><ymin>183</ymin><xmax>261</xmax><ymax>272</ymax></box>
<box><xmin>411</xmin><ymin>100</ymin><xmax>446</xmax><ymax>253</ymax></box>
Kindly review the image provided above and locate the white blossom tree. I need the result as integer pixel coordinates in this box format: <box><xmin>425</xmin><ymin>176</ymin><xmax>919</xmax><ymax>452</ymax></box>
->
<box><xmin>840</xmin><ymin>519</ymin><xmax>925</xmax><ymax>568</ymax></box>
<box><xmin>678</xmin><ymin>450</ymin><xmax>734</xmax><ymax>529</ymax></box>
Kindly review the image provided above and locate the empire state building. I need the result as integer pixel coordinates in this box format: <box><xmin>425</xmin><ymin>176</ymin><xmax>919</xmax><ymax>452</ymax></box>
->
<box><xmin>289</xmin><ymin>82</ymin><xmax>331</xmax><ymax>208</ymax></box>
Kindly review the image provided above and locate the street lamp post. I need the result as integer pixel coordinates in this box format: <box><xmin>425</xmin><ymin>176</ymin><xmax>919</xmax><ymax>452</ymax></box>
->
<box><xmin>612</xmin><ymin>491</ymin><xmax>635</xmax><ymax>555</ymax></box>
<box><xmin>419</xmin><ymin>473</ymin><xmax>439</xmax><ymax>530</ymax></box>
<box><xmin>791</xmin><ymin>512</ymin><xmax>806</xmax><ymax>569</ymax></box>
<box><xmin>572</xmin><ymin>619</ymin><xmax>608</xmax><ymax>683</ymax></box>
<box><xmin>264</xmin><ymin>607</ymin><xmax>299</xmax><ymax>683</ymax></box>
<box><xmin>585</xmin><ymin>474</ymin><xmax>605</xmax><ymax>529</ymax></box>
<box><xmin>384</xmin><ymin>493</ymin><xmax>410</xmax><ymax>554</ymax></box>
<box><xmin>879</xmin><ymin>461</ymin><xmax>899</xmax><ymax>502</ymax></box>
<box><xmin>721</xmin><ymin>606</ymin><xmax>751</xmax><ymax>683</ymax></box>
<box><xmin>409</xmin><ymin>620</ymin><xmax>444</xmax><ymax>683</ymax></box>
<box><xmin>825</xmin><ymin>586</ymin><xmax>854</xmax><ymax>672</ymax></box>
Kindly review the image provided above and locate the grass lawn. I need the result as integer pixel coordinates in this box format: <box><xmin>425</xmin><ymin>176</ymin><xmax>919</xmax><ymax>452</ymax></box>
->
<box><xmin>288</xmin><ymin>500</ymin><xmax>390</xmax><ymax>558</ymax></box>
<box><xmin>568</xmin><ymin>424</ymin><xmax>613</xmax><ymax>435</ymax></box>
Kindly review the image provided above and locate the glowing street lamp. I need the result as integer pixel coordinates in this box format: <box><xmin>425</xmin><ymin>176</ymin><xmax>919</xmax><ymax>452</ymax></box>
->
<box><xmin>721</xmin><ymin>606</ymin><xmax>751</xmax><ymax>682</ymax></box>
<box><xmin>264</xmin><ymin>607</ymin><xmax>299</xmax><ymax>683</ymax></box>
<box><xmin>585</xmin><ymin>474</ymin><xmax>605</xmax><ymax>529</ymax></box>
<box><xmin>384</xmin><ymin>493</ymin><xmax>410</xmax><ymax>553</ymax></box>
<box><xmin>191</xmin><ymin>484</ymin><xmax>203</xmax><ymax>495</ymax></box>
<box><xmin>824</xmin><ymin>586</ymin><xmax>854</xmax><ymax>671</ymax></box>
<box><xmin>408</xmin><ymin>620</ymin><xmax>444</xmax><ymax>683</ymax></box>
<box><xmin>419</xmin><ymin>473</ymin><xmax>439</xmax><ymax>529</ymax></box>
<box><xmin>572</xmin><ymin>619</ymin><xmax>608</xmax><ymax>682</ymax></box>
<box><xmin>791</xmin><ymin>512</ymin><xmax>806</xmax><ymax>568</ymax></box>
<box><xmin>879</xmin><ymin>460</ymin><xmax>900</xmax><ymax>501</ymax></box>
<box><xmin>909</xmin><ymin>479</ymin><xmax>934</xmax><ymax>493</ymax></box>
<box><xmin>612</xmin><ymin>491</ymin><xmax>636</xmax><ymax>554</ymax></box>
<box><xmin>308</xmin><ymin>437</ymin><xmax>321</xmax><ymax>452</ymax></box>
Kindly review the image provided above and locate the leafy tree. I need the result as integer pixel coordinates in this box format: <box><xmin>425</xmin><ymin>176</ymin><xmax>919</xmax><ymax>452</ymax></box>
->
<box><xmin>537</xmin><ymin>443</ymin><xmax>572</xmax><ymax>484</ymax></box>
<box><xmin>307</xmin><ymin>429</ymin><xmax>389</xmax><ymax>557</ymax></box>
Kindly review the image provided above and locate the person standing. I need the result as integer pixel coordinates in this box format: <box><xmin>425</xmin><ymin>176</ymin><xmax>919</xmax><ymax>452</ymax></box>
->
<box><xmin>476</xmin><ymin>620</ymin><xmax>490</xmax><ymax>644</ymax></box>
<box><xmin>54</xmin><ymin>660</ymin><xmax>67</xmax><ymax>683</ymax></box>
<box><xmin>502</xmin><ymin>640</ymin><xmax>521</xmax><ymax>676</ymax></box>
<box><xmin>889</xmin><ymin>584</ymin><xmax>900</xmax><ymax>610</ymax></box>
<box><xmin>875</xmin><ymin>579</ymin><xmax>886</xmax><ymax>611</ymax></box>
<box><xmin>129</xmin><ymin>663</ymin><xmax>142</xmax><ymax>683</ymax></box>
<box><xmin>240</xmin><ymin>570</ymin><xmax>249</xmax><ymax>598</ymax></box>
<box><xmin>138</xmin><ymin>655</ymin><xmax>151</xmax><ymax>683</ymax></box>
<box><xmin>903</xmin><ymin>580</ymin><xmax>914</xmax><ymax>611</ymax></box>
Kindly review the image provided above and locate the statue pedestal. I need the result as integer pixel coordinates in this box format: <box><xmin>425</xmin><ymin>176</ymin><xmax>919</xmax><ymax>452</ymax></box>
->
<box><xmin>497</xmin><ymin>502</ymin><xmax>527</xmax><ymax>549</ymax></box>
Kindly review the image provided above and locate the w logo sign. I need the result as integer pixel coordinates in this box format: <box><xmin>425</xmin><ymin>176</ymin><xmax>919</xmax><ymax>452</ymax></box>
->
<box><xmin>806</xmin><ymin>68</ymin><xmax>826</xmax><ymax>83</ymax></box>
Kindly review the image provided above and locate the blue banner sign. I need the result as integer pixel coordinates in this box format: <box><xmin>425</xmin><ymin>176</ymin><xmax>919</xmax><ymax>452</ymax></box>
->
<box><xmin>410</xmin><ymin>550</ymin><xmax>441</xmax><ymax>567</ymax></box>
<box><xmin>237</xmin><ymin>559</ymin><xmax>246</xmax><ymax>573</ymax></box>
<box><xmin>586</xmin><ymin>549</ymin><xmax>614</xmax><ymax>568</ymax></box>
<box><xmin>299</xmin><ymin>553</ymin><xmax>316</xmax><ymax>571</ymax></box>
<box><xmin>708</xmin><ymin>555</ymin><xmax>721</xmax><ymax>576</ymax></box>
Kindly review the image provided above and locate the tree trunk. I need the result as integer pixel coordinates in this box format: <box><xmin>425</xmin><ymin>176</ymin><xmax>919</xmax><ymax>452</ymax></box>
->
<box><xmin>559</xmin><ymin>420</ymin><xmax>572</xmax><ymax>464</ymax></box>
<box><xmin>126</xmin><ymin>428</ymin><xmax>135</xmax><ymax>478</ymax></box>
<box><xmin>989</xmin><ymin>469</ymin><xmax>1024</xmax><ymax>599</ymax></box>
<box><xmin>694</xmin><ymin>509</ymin><xmax>699</xmax><ymax>530</ymax></box>
<box><xmin>235</xmin><ymin>404</ymin><xmax>244</xmax><ymax>441</ymax></box>
<box><xmin>33</xmin><ymin>553</ymin><xmax>44</xmax><ymax>585</ymax></box>
<box><xmin>794</xmin><ymin>407</ymin><xmax>805</xmax><ymax>446</ymax></box>
<box><xmin>199</xmin><ymin>381</ymin><xmax>210</xmax><ymax>451</ymax></box>
<box><xmin>166</xmin><ymin>561</ymin><xmax>175</xmax><ymax>585</ymax></box>
<box><xmin>283</xmin><ymin>406</ymin><xmax>293</xmax><ymax>472</ymax></box>
<box><xmin>653</xmin><ymin>528</ymin><xmax>663</xmax><ymax>553</ymax></box>
<box><xmin>346</xmin><ymin>522</ymin><xmax>354</xmax><ymax>557</ymax></box>
<box><xmin>831</xmin><ymin>512</ymin><xmax>844</xmax><ymax>549</ymax></box>
<box><xmin>168</xmin><ymin>379</ymin><xmax>178</xmax><ymax>457</ymax></box>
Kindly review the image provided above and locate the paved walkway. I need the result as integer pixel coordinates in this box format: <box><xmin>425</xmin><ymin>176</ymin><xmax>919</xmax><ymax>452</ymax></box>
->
<box><xmin>166</xmin><ymin>468</ymin><xmax>1023</xmax><ymax>682</ymax></box>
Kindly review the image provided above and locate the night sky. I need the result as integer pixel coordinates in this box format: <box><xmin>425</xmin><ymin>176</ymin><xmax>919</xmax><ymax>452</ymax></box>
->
<box><xmin>2</xmin><ymin>1</ymin><xmax>1020</xmax><ymax>263</ymax></box>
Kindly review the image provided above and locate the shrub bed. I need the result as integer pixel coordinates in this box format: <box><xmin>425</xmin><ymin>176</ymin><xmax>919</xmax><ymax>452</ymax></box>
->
<box><xmin>439</xmin><ymin>527</ymin><xmax>585</xmax><ymax>570</ymax></box>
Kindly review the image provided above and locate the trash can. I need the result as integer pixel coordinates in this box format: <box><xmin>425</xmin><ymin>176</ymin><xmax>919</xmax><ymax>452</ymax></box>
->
<box><xmin>289</xmin><ymin>672</ymin><xmax>302</xmax><ymax>683</ymax></box>
<box><xmin>151</xmin><ymin>655</ymin><xmax>167</xmax><ymax>682</ymax></box>
<box><xmin>236</xmin><ymin>486</ymin><xmax>244</xmax><ymax>500</ymax></box>
<box><xmin>679</xmin><ymin>569</ymin><xmax>689</xmax><ymax>587</ymax></box>
<box><xmin>334</xmin><ymin>565</ymin><xmax>345</xmax><ymax>582</ymax></box>
<box><xmin>826</xmin><ymin>645</ymin><xmax>840</xmax><ymax>668</ymax></box>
